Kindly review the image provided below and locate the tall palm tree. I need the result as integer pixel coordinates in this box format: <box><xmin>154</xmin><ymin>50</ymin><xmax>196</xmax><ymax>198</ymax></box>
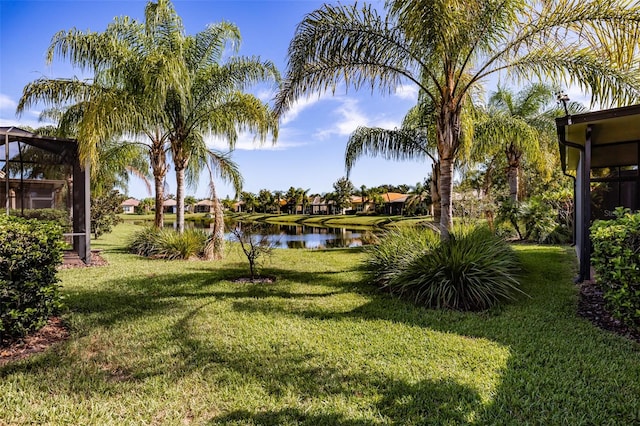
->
<box><xmin>17</xmin><ymin>1</ymin><xmax>186</xmax><ymax>228</ymax></box>
<box><xmin>344</xmin><ymin>98</ymin><xmax>454</xmax><ymax>222</ymax></box>
<box><xmin>151</xmin><ymin>7</ymin><xmax>279</xmax><ymax>233</ymax></box>
<box><xmin>17</xmin><ymin>0</ymin><xmax>278</xmax><ymax>238</ymax></box>
<box><xmin>405</xmin><ymin>180</ymin><xmax>431</xmax><ymax>216</ymax></box>
<box><xmin>357</xmin><ymin>184</ymin><xmax>368</xmax><ymax>213</ymax></box>
<box><xmin>474</xmin><ymin>83</ymin><xmax>586</xmax><ymax>201</ymax></box>
<box><xmin>275</xmin><ymin>0</ymin><xmax>640</xmax><ymax>239</ymax></box>
<box><xmin>273</xmin><ymin>190</ymin><xmax>284</xmax><ymax>214</ymax></box>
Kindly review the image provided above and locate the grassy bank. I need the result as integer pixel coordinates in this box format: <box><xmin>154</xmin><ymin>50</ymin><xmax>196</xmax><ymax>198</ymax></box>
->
<box><xmin>119</xmin><ymin>211</ymin><xmax>435</xmax><ymax>229</ymax></box>
<box><xmin>228</xmin><ymin>212</ymin><xmax>433</xmax><ymax>229</ymax></box>
<box><xmin>1</xmin><ymin>223</ymin><xmax>638</xmax><ymax>425</ymax></box>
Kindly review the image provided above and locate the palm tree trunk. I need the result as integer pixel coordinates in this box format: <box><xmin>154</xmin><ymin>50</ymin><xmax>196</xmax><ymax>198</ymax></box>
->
<box><xmin>507</xmin><ymin>163</ymin><xmax>519</xmax><ymax>202</ymax></box>
<box><xmin>439</xmin><ymin>156</ymin><xmax>454</xmax><ymax>239</ymax></box>
<box><xmin>204</xmin><ymin>186</ymin><xmax>225</xmax><ymax>260</ymax></box>
<box><xmin>150</xmin><ymin>137</ymin><xmax>167</xmax><ymax>229</ymax></box>
<box><xmin>154</xmin><ymin>176</ymin><xmax>164</xmax><ymax>228</ymax></box>
<box><xmin>430</xmin><ymin>161</ymin><xmax>441</xmax><ymax>224</ymax></box>
<box><xmin>436</xmin><ymin>102</ymin><xmax>461</xmax><ymax>241</ymax></box>
<box><xmin>175</xmin><ymin>166</ymin><xmax>185</xmax><ymax>234</ymax></box>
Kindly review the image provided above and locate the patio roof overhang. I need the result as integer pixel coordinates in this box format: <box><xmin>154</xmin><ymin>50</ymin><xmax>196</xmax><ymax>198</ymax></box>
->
<box><xmin>1</xmin><ymin>126</ymin><xmax>92</xmax><ymax>264</ymax></box>
<box><xmin>556</xmin><ymin>104</ymin><xmax>640</xmax><ymax>172</ymax></box>
<box><xmin>555</xmin><ymin>104</ymin><xmax>640</xmax><ymax>283</ymax></box>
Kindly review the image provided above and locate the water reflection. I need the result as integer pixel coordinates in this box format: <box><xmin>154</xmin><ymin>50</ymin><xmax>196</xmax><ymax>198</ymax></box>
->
<box><xmin>174</xmin><ymin>220</ymin><xmax>368</xmax><ymax>249</ymax></box>
<box><xmin>228</xmin><ymin>223</ymin><xmax>364</xmax><ymax>249</ymax></box>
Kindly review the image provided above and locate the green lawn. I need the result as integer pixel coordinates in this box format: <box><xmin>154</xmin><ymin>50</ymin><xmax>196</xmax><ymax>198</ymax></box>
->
<box><xmin>1</xmin><ymin>223</ymin><xmax>638</xmax><ymax>425</ymax></box>
<box><xmin>228</xmin><ymin>212</ymin><xmax>431</xmax><ymax>229</ymax></box>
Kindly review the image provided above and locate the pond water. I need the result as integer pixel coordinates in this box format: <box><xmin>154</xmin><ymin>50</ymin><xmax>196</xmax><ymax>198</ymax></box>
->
<box><xmin>176</xmin><ymin>220</ymin><xmax>374</xmax><ymax>249</ymax></box>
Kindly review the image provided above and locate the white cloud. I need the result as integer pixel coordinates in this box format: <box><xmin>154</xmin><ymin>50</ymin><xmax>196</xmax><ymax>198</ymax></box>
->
<box><xmin>313</xmin><ymin>97</ymin><xmax>404</xmax><ymax>140</ymax></box>
<box><xmin>334</xmin><ymin>98</ymin><xmax>369</xmax><ymax>135</ymax></box>
<box><xmin>205</xmin><ymin>127</ymin><xmax>309</xmax><ymax>151</ymax></box>
<box><xmin>278</xmin><ymin>92</ymin><xmax>331</xmax><ymax>125</ymax></box>
<box><xmin>0</xmin><ymin>115</ymin><xmax>47</xmax><ymax>130</ymax></box>
<box><xmin>256</xmin><ymin>87</ymin><xmax>277</xmax><ymax>103</ymax></box>
<box><xmin>0</xmin><ymin>94</ymin><xmax>17</xmax><ymax>112</ymax></box>
<box><xmin>393</xmin><ymin>84</ymin><xmax>418</xmax><ymax>101</ymax></box>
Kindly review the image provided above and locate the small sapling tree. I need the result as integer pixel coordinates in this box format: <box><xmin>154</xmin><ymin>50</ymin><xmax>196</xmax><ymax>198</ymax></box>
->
<box><xmin>230</xmin><ymin>223</ymin><xmax>277</xmax><ymax>282</ymax></box>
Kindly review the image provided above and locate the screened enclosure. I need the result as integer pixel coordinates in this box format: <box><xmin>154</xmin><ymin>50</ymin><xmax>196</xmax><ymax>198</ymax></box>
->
<box><xmin>556</xmin><ymin>104</ymin><xmax>640</xmax><ymax>282</ymax></box>
<box><xmin>1</xmin><ymin>127</ymin><xmax>91</xmax><ymax>264</ymax></box>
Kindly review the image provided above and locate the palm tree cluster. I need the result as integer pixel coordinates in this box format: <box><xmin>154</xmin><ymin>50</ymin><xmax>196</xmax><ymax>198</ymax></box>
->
<box><xmin>17</xmin><ymin>0</ymin><xmax>279</xmax><ymax>258</ymax></box>
<box><xmin>235</xmin><ymin>179</ymin><xmax>431</xmax><ymax>216</ymax></box>
<box><xmin>275</xmin><ymin>0</ymin><xmax>640</xmax><ymax>240</ymax></box>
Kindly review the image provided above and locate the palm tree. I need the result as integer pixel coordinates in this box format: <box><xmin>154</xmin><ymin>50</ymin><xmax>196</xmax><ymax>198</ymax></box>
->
<box><xmin>275</xmin><ymin>0</ymin><xmax>640</xmax><ymax>239</ymax></box>
<box><xmin>240</xmin><ymin>191</ymin><xmax>258</xmax><ymax>213</ymax></box>
<box><xmin>17</xmin><ymin>0</ymin><xmax>278</xmax><ymax>237</ymax></box>
<box><xmin>332</xmin><ymin>177</ymin><xmax>355</xmax><ymax>214</ymax></box>
<box><xmin>298</xmin><ymin>188</ymin><xmax>310</xmax><ymax>214</ymax></box>
<box><xmin>358</xmin><ymin>184</ymin><xmax>368</xmax><ymax>213</ymax></box>
<box><xmin>157</xmin><ymin>17</ymin><xmax>279</xmax><ymax>233</ymax></box>
<box><xmin>405</xmin><ymin>180</ymin><xmax>431</xmax><ymax>216</ymax></box>
<box><xmin>17</xmin><ymin>1</ymin><xmax>186</xmax><ymax>229</ymax></box>
<box><xmin>284</xmin><ymin>187</ymin><xmax>300</xmax><ymax>214</ymax></box>
<box><xmin>474</xmin><ymin>83</ymin><xmax>586</xmax><ymax>202</ymax></box>
<box><xmin>345</xmin><ymin>99</ymin><xmax>451</xmax><ymax>222</ymax></box>
<box><xmin>272</xmin><ymin>190</ymin><xmax>284</xmax><ymax>214</ymax></box>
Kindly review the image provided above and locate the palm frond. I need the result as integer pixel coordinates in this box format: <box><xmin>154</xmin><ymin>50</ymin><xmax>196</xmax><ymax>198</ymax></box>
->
<box><xmin>345</xmin><ymin>127</ymin><xmax>434</xmax><ymax>175</ymax></box>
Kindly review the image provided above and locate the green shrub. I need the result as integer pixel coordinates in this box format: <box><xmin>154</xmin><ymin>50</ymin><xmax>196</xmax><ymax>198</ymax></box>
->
<box><xmin>0</xmin><ymin>215</ymin><xmax>64</xmax><ymax>344</ymax></box>
<box><xmin>11</xmin><ymin>208</ymin><xmax>71</xmax><ymax>232</ymax></box>
<box><xmin>365</xmin><ymin>224</ymin><xmax>523</xmax><ymax>311</ymax></box>
<box><xmin>128</xmin><ymin>227</ymin><xmax>163</xmax><ymax>257</ymax></box>
<box><xmin>154</xmin><ymin>228</ymin><xmax>208</xmax><ymax>260</ymax></box>
<box><xmin>364</xmin><ymin>224</ymin><xmax>439</xmax><ymax>286</ymax></box>
<box><xmin>519</xmin><ymin>197</ymin><xmax>558</xmax><ymax>243</ymax></box>
<box><xmin>91</xmin><ymin>190</ymin><xmax>124</xmax><ymax>239</ymax></box>
<box><xmin>591</xmin><ymin>208</ymin><xmax>640</xmax><ymax>331</ymax></box>
<box><xmin>495</xmin><ymin>196</ymin><xmax>569</xmax><ymax>244</ymax></box>
<box><xmin>128</xmin><ymin>227</ymin><xmax>208</xmax><ymax>260</ymax></box>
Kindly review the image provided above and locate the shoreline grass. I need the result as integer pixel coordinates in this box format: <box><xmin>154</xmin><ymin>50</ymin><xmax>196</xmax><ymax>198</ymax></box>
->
<box><xmin>119</xmin><ymin>211</ymin><xmax>435</xmax><ymax>229</ymax></box>
<box><xmin>1</xmin><ymin>222</ymin><xmax>638</xmax><ymax>425</ymax></box>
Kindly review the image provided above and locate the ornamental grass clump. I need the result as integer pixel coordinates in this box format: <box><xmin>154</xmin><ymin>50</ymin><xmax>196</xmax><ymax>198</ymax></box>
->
<box><xmin>128</xmin><ymin>227</ymin><xmax>208</xmax><ymax>260</ymax></box>
<box><xmin>365</xmin><ymin>224</ymin><xmax>524</xmax><ymax>311</ymax></box>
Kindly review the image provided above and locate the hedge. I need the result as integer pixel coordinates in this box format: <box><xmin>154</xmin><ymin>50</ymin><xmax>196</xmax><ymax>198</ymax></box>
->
<box><xmin>0</xmin><ymin>215</ymin><xmax>65</xmax><ymax>344</ymax></box>
<box><xmin>591</xmin><ymin>208</ymin><xmax>640</xmax><ymax>332</ymax></box>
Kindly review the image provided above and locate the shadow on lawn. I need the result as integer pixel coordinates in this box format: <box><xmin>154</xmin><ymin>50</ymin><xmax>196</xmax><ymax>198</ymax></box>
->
<box><xmin>207</xmin><ymin>378</ymin><xmax>480</xmax><ymax>425</ymax></box>
<box><xmin>169</xmin><ymin>304</ymin><xmax>483</xmax><ymax>425</ymax></box>
<box><xmin>211</xmin><ymin>247</ymin><xmax>640</xmax><ymax>424</ymax></box>
<box><xmin>4</xmin><ymin>246</ymin><xmax>639</xmax><ymax>424</ymax></box>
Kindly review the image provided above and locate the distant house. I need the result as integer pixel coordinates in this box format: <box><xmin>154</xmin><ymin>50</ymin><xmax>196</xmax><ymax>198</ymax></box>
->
<box><xmin>194</xmin><ymin>199</ymin><xmax>215</xmax><ymax>213</ymax></box>
<box><xmin>350</xmin><ymin>192</ymin><xmax>411</xmax><ymax>215</ymax></box>
<box><xmin>381</xmin><ymin>192</ymin><xmax>410</xmax><ymax>215</ymax></box>
<box><xmin>164</xmin><ymin>198</ymin><xmax>177</xmax><ymax>214</ymax></box>
<box><xmin>233</xmin><ymin>200</ymin><xmax>245</xmax><ymax>212</ymax></box>
<box><xmin>310</xmin><ymin>195</ymin><xmax>330</xmax><ymax>215</ymax></box>
<box><xmin>121</xmin><ymin>198</ymin><xmax>140</xmax><ymax>214</ymax></box>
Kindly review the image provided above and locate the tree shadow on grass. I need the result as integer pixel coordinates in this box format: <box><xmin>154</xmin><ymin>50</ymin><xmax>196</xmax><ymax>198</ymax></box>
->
<box><xmin>60</xmin><ymin>265</ymin><xmax>360</xmax><ymax>332</ymax></box>
<box><xmin>224</xmin><ymin>248</ymin><xmax>640</xmax><ymax>424</ymax></box>
<box><xmin>207</xmin><ymin>378</ymin><xmax>481</xmax><ymax>425</ymax></box>
<box><xmin>5</xmin><ymin>246</ymin><xmax>639</xmax><ymax>424</ymax></box>
<box><xmin>166</xmin><ymin>303</ymin><xmax>483</xmax><ymax>425</ymax></box>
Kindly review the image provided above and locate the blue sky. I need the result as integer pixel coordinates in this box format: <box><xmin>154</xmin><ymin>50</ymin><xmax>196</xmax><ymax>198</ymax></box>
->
<box><xmin>1</xmin><ymin>0</ymin><xmax>423</xmax><ymax>200</ymax></box>
<box><xmin>0</xmin><ymin>0</ymin><xmax>587</xmax><ymax>200</ymax></box>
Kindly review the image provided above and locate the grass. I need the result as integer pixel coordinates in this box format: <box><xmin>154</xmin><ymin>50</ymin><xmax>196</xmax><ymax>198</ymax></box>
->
<box><xmin>119</xmin><ymin>211</ymin><xmax>434</xmax><ymax>231</ymax></box>
<box><xmin>229</xmin><ymin>212</ymin><xmax>432</xmax><ymax>229</ymax></box>
<box><xmin>1</xmin><ymin>223</ymin><xmax>639</xmax><ymax>425</ymax></box>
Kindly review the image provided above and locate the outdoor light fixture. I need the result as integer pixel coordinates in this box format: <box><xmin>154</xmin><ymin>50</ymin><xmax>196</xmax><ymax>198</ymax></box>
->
<box><xmin>556</xmin><ymin>91</ymin><xmax>571</xmax><ymax>124</ymax></box>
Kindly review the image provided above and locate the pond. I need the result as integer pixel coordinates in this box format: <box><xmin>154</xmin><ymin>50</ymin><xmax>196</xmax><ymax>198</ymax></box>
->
<box><xmin>175</xmin><ymin>220</ymin><xmax>376</xmax><ymax>249</ymax></box>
